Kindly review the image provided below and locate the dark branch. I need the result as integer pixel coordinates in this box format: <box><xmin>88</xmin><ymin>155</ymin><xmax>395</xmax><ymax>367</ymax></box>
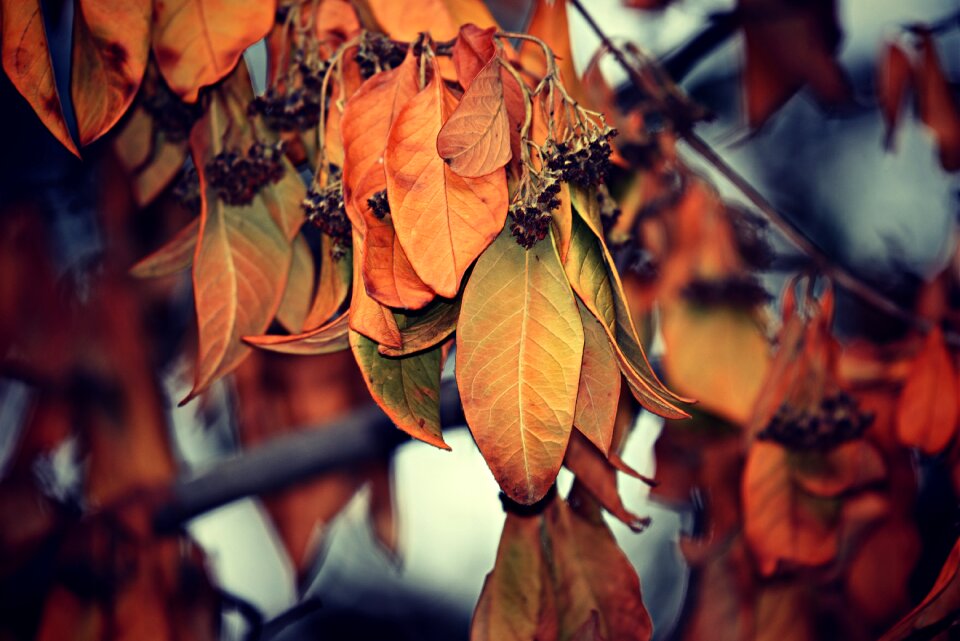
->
<box><xmin>152</xmin><ymin>380</ymin><xmax>465</xmax><ymax>534</ymax></box>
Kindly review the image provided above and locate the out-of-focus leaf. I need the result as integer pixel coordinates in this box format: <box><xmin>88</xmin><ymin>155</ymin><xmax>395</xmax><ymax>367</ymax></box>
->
<box><xmin>879</xmin><ymin>537</ymin><xmax>960</xmax><ymax>640</ymax></box>
<box><xmin>877</xmin><ymin>41</ymin><xmax>912</xmax><ymax>150</ymax></box>
<box><xmin>71</xmin><ymin>0</ymin><xmax>151</xmax><ymax>145</ymax></box>
<box><xmin>915</xmin><ymin>32</ymin><xmax>960</xmax><ymax>171</ymax></box>
<box><xmin>129</xmin><ymin>218</ymin><xmax>199</xmax><ymax>278</ymax></box>
<box><xmin>896</xmin><ymin>326</ymin><xmax>958</xmax><ymax>455</ymax></box>
<box><xmin>366</xmin><ymin>0</ymin><xmax>497</xmax><ymax>42</ymax></box>
<box><xmin>0</xmin><ymin>0</ymin><xmax>80</xmax><ymax>156</ymax></box>
<box><xmin>458</xmin><ymin>229</ymin><xmax>583</xmax><ymax>504</ymax></box>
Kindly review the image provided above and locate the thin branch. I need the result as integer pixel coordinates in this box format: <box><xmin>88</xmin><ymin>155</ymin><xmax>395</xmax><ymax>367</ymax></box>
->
<box><xmin>152</xmin><ymin>380</ymin><xmax>465</xmax><ymax>534</ymax></box>
<box><xmin>567</xmin><ymin>0</ymin><xmax>948</xmax><ymax>342</ymax></box>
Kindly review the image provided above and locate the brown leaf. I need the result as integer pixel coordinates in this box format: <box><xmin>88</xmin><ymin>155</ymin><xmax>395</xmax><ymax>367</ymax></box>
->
<box><xmin>846</xmin><ymin>518</ymin><xmax>920</xmax><ymax>629</ymax></box>
<box><xmin>564</xmin><ymin>432</ymin><xmax>647</xmax><ymax>531</ymax></box>
<box><xmin>385</xmin><ymin>57</ymin><xmax>508</xmax><ymax>297</ymax></box>
<box><xmin>452</xmin><ymin>24</ymin><xmax>497</xmax><ymax>89</ymax></box>
<box><xmin>349</xmin><ymin>235</ymin><xmax>403</xmax><ymax>348</ymax></box>
<box><xmin>378</xmin><ymin>298</ymin><xmax>461</xmax><ymax>357</ymax></box>
<box><xmin>915</xmin><ymin>32</ymin><xmax>960</xmax><ymax>171</ymax></box>
<box><xmin>71</xmin><ymin>0</ymin><xmax>151</xmax><ymax>145</ymax></box>
<box><xmin>896</xmin><ymin>326</ymin><xmax>958</xmax><ymax>455</ymax></box>
<box><xmin>303</xmin><ymin>235</ymin><xmax>351</xmax><ymax>329</ymax></box>
<box><xmin>790</xmin><ymin>439</ymin><xmax>887</xmax><ymax>498</ymax></box>
<box><xmin>0</xmin><ymin>0</ymin><xmax>80</xmax><ymax>156</ymax></box>
<box><xmin>437</xmin><ymin>55</ymin><xmax>513</xmax><ymax>177</ymax></box>
<box><xmin>457</xmin><ymin>228</ymin><xmax>583</xmax><ymax>504</ymax></box>
<box><xmin>520</xmin><ymin>0</ymin><xmax>589</xmax><ymax>106</ymax></box>
<box><xmin>877</xmin><ymin>41</ymin><xmax>912</xmax><ymax>150</ymax></box>
<box><xmin>275</xmin><ymin>234</ymin><xmax>314</xmax><ymax>332</ymax></box>
<box><xmin>245</xmin><ymin>312</ymin><xmax>350</xmax><ymax>355</ymax></box>
<box><xmin>152</xmin><ymin>0</ymin><xmax>274</xmax><ymax>102</ymax></box>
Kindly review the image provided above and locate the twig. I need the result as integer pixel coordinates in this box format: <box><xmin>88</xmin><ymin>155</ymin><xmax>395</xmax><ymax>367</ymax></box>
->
<box><xmin>567</xmin><ymin>0</ymin><xmax>946</xmax><ymax>342</ymax></box>
<box><xmin>152</xmin><ymin>380</ymin><xmax>465</xmax><ymax>534</ymax></box>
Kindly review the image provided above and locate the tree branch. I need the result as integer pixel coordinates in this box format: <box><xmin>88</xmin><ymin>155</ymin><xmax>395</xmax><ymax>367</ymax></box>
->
<box><xmin>152</xmin><ymin>380</ymin><xmax>465</xmax><ymax>534</ymax></box>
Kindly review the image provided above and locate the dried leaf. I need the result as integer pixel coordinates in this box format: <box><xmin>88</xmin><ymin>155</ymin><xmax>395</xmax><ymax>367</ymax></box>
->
<box><xmin>276</xmin><ymin>234</ymin><xmax>315</xmax><ymax>333</ymax></box>
<box><xmin>790</xmin><ymin>440</ymin><xmax>886</xmax><ymax>498</ymax></box>
<box><xmin>0</xmin><ymin>0</ymin><xmax>80</xmax><ymax>156</ymax></box>
<box><xmin>564</xmin><ymin>432</ymin><xmax>646</xmax><ymax>531</ymax></box>
<box><xmin>71</xmin><ymin>0</ymin><xmax>151</xmax><ymax>145</ymax></box>
<box><xmin>129</xmin><ymin>218</ymin><xmax>199</xmax><ymax>278</ymax></box>
<box><xmin>245</xmin><ymin>312</ymin><xmax>350</xmax><ymax>355</ymax></box>
<box><xmin>385</xmin><ymin>58</ymin><xmax>508</xmax><ymax>297</ymax></box>
<box><xmin>896</xmin><ymin>326</ymin><xmax>958</xmax><ymax>455</ymax></box>
<box><xmin>367</xmin><ymin>462</ymin><xmax>400</xmax><ymax>562</ymax></box>
<box><xmin>457</xmin><ymin>229</ymin><xmax>583</xmax><ymax>504</ymax></box>
<box><xmin>879</xmin><ymin>536</ymin><xmax>960</xmax><ymax>640</ymax></box>
<box><xmin>152</xmin><ymin>0</ymin><xmax>274</xmax><ymax>102</ymax></box>
<box><xmin>877</xmin><ymin>41</ymin><xmax>912</xmax><ymax>150</ymax></box>
<box><xmin>378</xmin><ymin>297</ymin><xmax>460</xmax><ymax>357</ymax></box>
<box><xmin>350</xmin><ymin>329</ymin><xmax>448</xmax><ymax>449</ymax></box>
<box><xmin>520</xmin><ymin>0</ymin><xmax>588</xmax><ymax>106</ymax></box>
<box><xmin>367</xmin><ymin>0</ymin><xmax>497</xmax><ymax>42</ymax></box>
<box><xmin>349</xmin><ymin>235</ymin><xmax>403</xmax><ymax>348</ymax></box>
<box><xmin>437</xmin><ymin>55</ymin><xmax>512</xmax><ymax>177</ymax></box>
<box><xmin>303</xmin><ymin>235</ymin><xmax>351</xmax><ymax>329</ymax></box>
<box><xmin>452</xmin><ymin>24</ymin><xmax>497</xmax><ymax>89</ymax></box>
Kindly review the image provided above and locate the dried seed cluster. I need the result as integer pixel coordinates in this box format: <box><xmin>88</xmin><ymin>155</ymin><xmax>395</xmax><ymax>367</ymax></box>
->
<box><xmin>757</xmin><ymin>391</ymin><xmax>874</xmax><ymax>450</ymax></box>
<box><xmin>367</xmin><ymin>189</ymin><xmax>390</xmax><ymax>219</ymax></box>
<box><xmin>173</xmin><ymin>166</ymin><xmax>201</xmax><ymax>215</ymax></box>
<box><xmin>249</xmin><ymin>49</ymin><xmax>330</xmax><ymax>131</ymax></box>
<box><xmin>206</xmin><ymin>142</ymin><xmax>286</xmax><ymax>206</ymax></box>
<box><xmin>304</xmin><ymin>175</ymin><xmax>350</xmax><ymax>257</ymax></box>
<box><xmin>543</xmin><ymin>127</ymin><xmax>617</xmax><ymax>188</ymax></box>
<box><xmin>142</xmin><ymin>80</ymin><xmax>203</xmax><ymax>142</ymax></box>
<box><xmin>682</xmin><ymin>275</ymin><xmax>772</xmax><ymax>308</ymax></box>
<box><xmin>509</xmin><ymin>175</ymin><xmax>562</xmax><ymax>249</ymax></box>
<box><xmin>354</xmin><ymin>32</ymin><xmax>406</xmax><ymax>79</ymax></box>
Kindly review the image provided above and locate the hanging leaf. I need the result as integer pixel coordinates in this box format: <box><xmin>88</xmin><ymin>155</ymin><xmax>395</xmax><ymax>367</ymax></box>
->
<box><xmin>452</xmin><ymin>24</ymin><xmax>497</xmax><ymax>89</ymax></box>
<box><xmin>367</xmin><ymin>461</ymin><xmax>400</xmax><ymax>563</ymax></box>
<box><xmin>546</xmin><ymin>492</ymin><xmax>653</xmax><ymax>641</ymax></box>
<box><xmin>129</xmin><ymin>218</ymin><xmax>199</xmax><ymax>278</ymax></box>
<box><xmin>385</xmin><ymin>57</ymin><xmax>508</xmax><ymax>298</ymax></box>
<box><xmin>349</xmin><ymin>236</ymin><xmax>403</xmax><ymax>348</ymax></box>
<box><xmin>742</xmin><ymin>441</ymin><xmax>840</xmax><ymax>575</ymax></box>
<box><xmin>71</xmin><ymin>0</ymin><xmax>151</xmax><ymax>145</ymax></box>
<box><xmin>573</xmin><ymin>300</ymin><xmax>620</xmax><ymax>454</ymax></box>
<box><xmin>789</xmin><ymin>439</ymin><xmax>887</xmax><ymax>498</ymax></box>
<box><xmin>275</xmin><ymin>234</ymin><xmax>315</xmax><ymax>333</ymax></box>
<box><xmin>520</xmin><ymin>0</ymin><xmax>589</xmax><ymax>106</ymax></box>
<box><xmin>303</xmin><ymin>235</ymin><xmax>351</xmax><ymax>329</ymax></box>
<box><xmin>245</xmin><ymin>313</ymin><xmax>350</xmax><ymax>355</ymax></box>
<box><xmin>152</xmin><ymin>0</ymin><xmax>275</xmax><ymax>102</ymax></box>
<box><xmin>0</xmin><ymin>0</ymin><xmax>80</xmax><ymax>156</ymax></box>
<box><xmin>350</xmin><ymin>330</ymin><xmax>448</xmax><ymax>449</ymax></box>
<box><xmin>261</xmin><ymin>158</ymin><xmax>308</xmax><ymax>241</ymax></box>
<box><xmin>564</xmin><ymin>432</ymin><xmax>647</xmax><ymax>531</ymax></box>
<box><xmin>896</xmin><ymin>326</ymin><xmax>958</xmax><ymax>455</ymax></box>
<box><xmin>366</xmin><ymin>0</ymin><xmax>497</xmax><ymax>42</ymax></box>
<box><xmin>378</xmin><ymin>298</ymin><xmax>460</xmax><ymax>357</ymax></box>
<box><xmin>457</xmin><ymin>229</ymin><xmax>583</xmax><ymax>504</ymax></box>
<box><xmin>915</xmin><ymin>32</ymin><xmax>960</xmax><ymax>172</ymax></box>
<box><xmin>877</xmin><ymin>41</ymin><xmax>912</xmax><ymax>150</ymax></box>
<box><xmin>186</xmin><ymin>90</ymin><xmax>292</xmax><ymax>399</ymax></box>
<box><xmin>437</xmin><ymin>54</ymin><xmax>512</xmax><ymax>177</ymax></box>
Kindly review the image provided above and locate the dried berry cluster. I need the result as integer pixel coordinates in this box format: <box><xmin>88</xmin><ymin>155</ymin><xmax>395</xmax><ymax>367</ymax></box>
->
<box><xmin>206</xmin><ymin>142</ymin><xmax>286</xmax><ymax>206</ymax></box>
<box><xmin>543</xmin><ymin>127</ymin><xmax>616</xmax><ymax>188</ymax></box>
<box><xmin>757</xmin><ymin>392</ymin><xmax>874</xmax><ymax>450</ymax></box>
<box><xmin>509</xmin><ymin>176</ymin><xmax>562</xmax><ymax>249</ymax></box>
<box><xmin>354</xmin><ymin>32</ymin><xmax>406</xmax><ymax>79</ymax></box>
<box><xmin>142</xmin><ymin>80</ymin><xmax>203</xmax><ymax>142</ymax></box>
<box><xmin>367</xmin><ymin>189</ymin><xmax>390</xmax><ymax>219</ymax></box>
<box><xmin>682</xmin><ymin>275</ymin><xmax>772</xmax><ymax>308</ymax></box>
<box><xmin>304</xmin><ymin>176</ymin><xmax>350</xmax><ymax>256</ymax></box>
<box><xmin>249</xmin><ymin>50</ymin><xmax>329</xmax><ymax>131</ymax></box>
<box><xmin>173</xmin><ymin>166</ymin><xmax>201</xmax><ymax>215</ymax></box>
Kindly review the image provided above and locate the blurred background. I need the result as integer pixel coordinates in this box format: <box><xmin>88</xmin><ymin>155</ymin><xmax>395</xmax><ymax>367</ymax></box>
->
<box><xmin>0</xmin><ymin>0</ymin><xmax>957</xmax><ymax>639</ymax></box>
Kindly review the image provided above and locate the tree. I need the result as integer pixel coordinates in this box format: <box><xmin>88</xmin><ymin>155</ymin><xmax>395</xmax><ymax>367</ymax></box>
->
<box><xmin>0</xmin><ymin>0</ymin><xmax>959</xmax><ymax>640</ymax></box>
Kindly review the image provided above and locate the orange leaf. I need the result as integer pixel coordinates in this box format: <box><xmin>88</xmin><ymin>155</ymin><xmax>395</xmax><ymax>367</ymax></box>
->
<box><xmin>303</xmin><ymin>234</ymin><xmax>351</xmax><ymax>329</ymax></box>
<box><xmin>0</xmin><ymin>0</ymin><xmax>80</xmax><ymax>156</ymax></box>
<box><xmin>845</xmin><ymin>518</ymin><xmax>920</xmax><ymax>628</ymax></box>
<box><xmin>437</xmin><ymin>55</ymin><xmax>513</xmax><ymax>177</ymax></box>
<box><xmin>378</xmin><ymin>297</ymin><xmax>460</xmax><ymax>357</ymax></box>
<box><xmin>152</xmin><ymin>0</ymin><xmax>275</xmax><ymax>102</ymax></box>
<box><xmin>186</xmin><ymin>91</ymin><xmax>292</xmax><ymax>399</ymax></box>
<box><xmin>71</xmin><ymin>0</ymin><xmax>151</xmax><ymax>145</ymax></box>
<box><xmin>349</xmin><ymin>235</ymin><xmax>403</xmax><ymax>348</ymax></box>
<box><xmin>341</xmin><ymin>50</ymin><xmax>420</xmax><ymax>236</ymax></box>
<box><xmin>742</xmin><ymin>441</ymin><xmax>839</xmax><ymax>575</ymax></box>
<box><xmin>275</xmin><ymin>234</ymin><xmax>314</xmax><ymax>332</ymax></box>
<box><xmin>520</xmin><ymin>0</ymin><xmax>588</xmax><ymax>106</ymax></box>
<box><xmin>246</xmin><ymin>312</ymin><xmax>349</xmax><ymax>355</ymax></box>
<box><xmin>915</xmin><ymin>32</ymin><xmax>960</xmax><ymax>172</ymax></box>
<box><xmin>385</xmin><ymin>58</ymin><xmax>508</xmax><ymax>297</ymax></box>
<box><xmin>877</xmin><ymin>41</ymin><xmax>912</xmax><ymax>150</ymax></box>
<box><xmin>896</xmin><ymin>326</ymin><xmax>958</xmax><ymax>455</ymax></box>
<box><xmin>790</xmin><ymin>439</ymin><xmax>887</xmax><ymax>498</ymax></box>
<box><xmin>573</xmin><ymin>300</ymin><xmax>620</xmax><ymax>454</ymax></box>
<box><xmin>366</xmin><ymin>0</ymin><xmax>496</xmax><ymax>42</ymax></box>
<box><xmin>457</xmin><ymin>229</ymin><xmax>583</xmax><ymax>504</ymax></box>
